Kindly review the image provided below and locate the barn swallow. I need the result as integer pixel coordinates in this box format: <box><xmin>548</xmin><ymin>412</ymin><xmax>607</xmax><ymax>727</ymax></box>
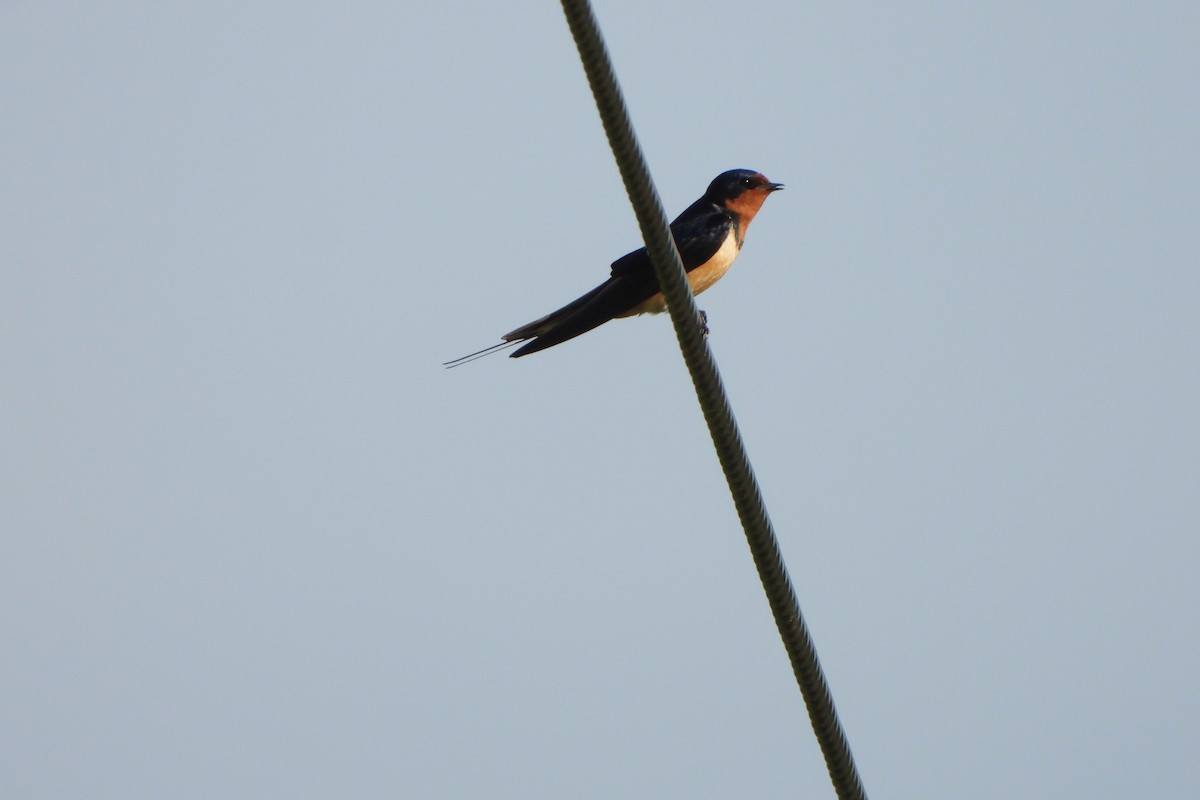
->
<box><xmin>444</xmin><ymin>169</ymin><xmax>782</xmax><ymax>366</ymax></box>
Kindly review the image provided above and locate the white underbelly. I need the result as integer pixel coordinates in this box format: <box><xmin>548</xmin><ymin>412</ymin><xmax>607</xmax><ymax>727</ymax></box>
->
<box><xmin>619</xmin><ymin>233</ymin><xmax>740</xmax><ymax>316</ymax></box>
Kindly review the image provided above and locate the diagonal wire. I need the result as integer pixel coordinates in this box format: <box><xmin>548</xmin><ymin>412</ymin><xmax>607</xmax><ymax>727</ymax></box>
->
<box><xmin>558</xmin><ymin>2</ymin><xmax>868</xmax><ymax>798</ymax></box>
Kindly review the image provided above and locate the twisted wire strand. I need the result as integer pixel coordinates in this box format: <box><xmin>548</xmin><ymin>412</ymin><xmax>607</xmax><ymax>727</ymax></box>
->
<box><xmin>558</xmin><ymin>2</ymin><xmax>869</xmax><ymax>798</ymax></box>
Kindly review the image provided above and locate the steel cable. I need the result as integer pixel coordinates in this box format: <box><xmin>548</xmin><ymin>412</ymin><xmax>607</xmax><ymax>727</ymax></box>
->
<box><xmin>558</xmin><ymin>2</ymin><xmax>869</xmax><ymax>798</ymax></box>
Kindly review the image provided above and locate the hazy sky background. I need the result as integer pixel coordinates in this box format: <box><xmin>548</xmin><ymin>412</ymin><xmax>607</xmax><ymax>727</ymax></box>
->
<box><xmin>3</xmin><ymin>2</ymin><xmax>1197</xmax><ymax>798</ymax></box>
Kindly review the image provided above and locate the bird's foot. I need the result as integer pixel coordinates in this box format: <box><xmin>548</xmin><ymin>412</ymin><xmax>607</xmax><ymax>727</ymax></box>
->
<box><xmin>698</xmin><ymin>309</ymin><xmax>709</xmax><ymax>337</ymax></box>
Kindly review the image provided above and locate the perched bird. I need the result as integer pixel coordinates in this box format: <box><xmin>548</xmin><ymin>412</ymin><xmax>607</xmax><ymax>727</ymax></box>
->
<box><xmin>444</xmin><ymin>169</ymin><xmax>782</xmax><ymax>366</ymax></box>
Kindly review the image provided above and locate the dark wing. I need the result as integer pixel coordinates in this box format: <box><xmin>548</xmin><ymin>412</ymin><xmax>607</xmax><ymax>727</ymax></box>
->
<box><xmin>609</xmin><ymin>202</ymin><xmax>733</xmax><ymax>281</ymax></box>
<box><xmin>488</xmin><ymin>204</ymin><xmax>734</xmax><ymax>360</ymax></box>
<box><xmin>502</xmin><ymin>270</ymin><xmax>663</xmax><ymax>358</ymax></box>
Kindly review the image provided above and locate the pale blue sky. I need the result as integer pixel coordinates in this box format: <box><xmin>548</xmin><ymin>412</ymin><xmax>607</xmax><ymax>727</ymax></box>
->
<box><xmin>3</xmin><ymin>2</ymin><xmax>1197</xmax><ymax>798</ymax></box>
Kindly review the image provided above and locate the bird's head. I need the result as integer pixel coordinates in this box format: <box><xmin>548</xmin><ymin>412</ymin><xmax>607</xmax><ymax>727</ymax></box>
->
<box><xmin>706</xmin><ymin>169</ymin><xmax>783</xmax><ymax>229</ymax></box>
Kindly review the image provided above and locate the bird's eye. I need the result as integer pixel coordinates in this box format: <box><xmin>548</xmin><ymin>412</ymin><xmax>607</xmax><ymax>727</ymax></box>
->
<box><xmin>740</xmin><ymin>177</ymin><xmax>755</xmax><ymax>187</ymax></box>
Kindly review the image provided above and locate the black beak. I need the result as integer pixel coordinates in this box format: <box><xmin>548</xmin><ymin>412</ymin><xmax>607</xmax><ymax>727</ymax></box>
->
<box><xmin>767</xmin><ymin>182</ymin><xmax>784</xmax><ymax>192</ymax></box>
